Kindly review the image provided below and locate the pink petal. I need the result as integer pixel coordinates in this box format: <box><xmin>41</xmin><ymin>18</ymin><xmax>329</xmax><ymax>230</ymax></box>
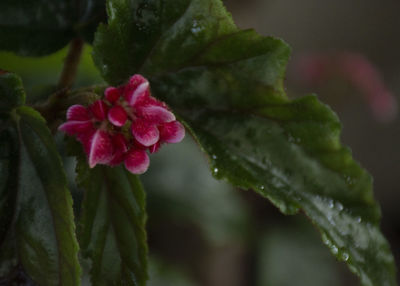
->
<box><xmin>108</xmin><ymin>134</ymin><xmax>128</xmax><ymax>166</ymax></box>
<box><xmin>149</xmin><ymin>142</ymin><xmax>161</xmax><ymax>154</ymax></box>
<box><xmin>66</xmin><ymin>105</ymin><xmax>90</xmax><ymax>121</ymax></box>
<box><xmin>85</xmin><ymin>129</ymin><xmax>114</xmax><ymax>168</ymax></box>
<box><xmin>129</xmin><ymin>74</ymin><xmax>148</xmax><ymax>89</ymax></box>
<box><xmin>133</xmin><ymin>139</ymin><xmax>147</xmax><ymax>150</ymax></box>
<box><xmin>105</xmin><ymin>87</ymin><xmax>121</xmax><ymax>103</ymax></box>
<box><xmin>108</xmin><ymin>105</ymin><xmax>128</xmax><ymax>127</ymax></box>
<box><xmin>159</xmin><ymin>121</ymin><xmax>185</xmax><ymax>143</ymax></box>
<box><xmin>112</xmin><ymin>133</ymin><xmax>129</xmax><ymax>152</ymax></box>
<box><xmin>136</xmin><ymin>105</ymin><xmax>175</xmax><ymax>124</ymax></box>
<box><xmin>124</xmin><ymin>149</ymin><xmax>150</xmax><ymax>174</ymax></box>
<box><xmin>127</xmin><ymin>81</ymin><xmax>150</xmax><ymax>106</ymax></box>
<box><xmin>131</xmin><ymin>119</ymin><xmax>160</xmax><ymax>146</ymax></box>
<box><xmin>78</xmin><ymin>129</ymin><xmax>96</xmax><ymax>155</ymax></box>
<box><xmin>90</xmin><ymin>100</ymin><xmax>108</xmax><ymax>121</ymax></box>
<box><xmin>58</xmin><ymin>120</ymin><xmax>93</xmax><ymax>136</ymax></box>
<box><xmin>142</xmin><ymin>95</ymin><xmax>165</xmax><ymax>107</ymax></box>
<box><xmin>124</xmin><ymin>75</ymin><xmax>150</xmax><ymax>105</ymax></box>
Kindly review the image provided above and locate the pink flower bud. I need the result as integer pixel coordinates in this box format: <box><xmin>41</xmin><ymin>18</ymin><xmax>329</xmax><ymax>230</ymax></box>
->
<box><xmin>90</xmin><ymin>100</ymin><xmax>109</xmax><ymax>121</ymax></box>
<box><xmin>108</xmin><ymin>105</ymin><xmax>128</xmax><ymax>127</ymax></box>
<box><xmin>105</xmin><ymin>87</ymin><xmax>121</xmax><ymax>103</ymax></box>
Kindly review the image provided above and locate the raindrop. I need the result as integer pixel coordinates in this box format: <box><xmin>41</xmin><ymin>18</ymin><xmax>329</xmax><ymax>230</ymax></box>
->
<box><xmin>259</xmin><ymin>185</ymin><xmax>265</xmax><ymax>190</ymax></box>
<box><xmin>135</xmin><ymin>22</ymin><xmax>147</xmax><ymax>32</ymax></box>
<box><xmin>331</xmin><ymin>245</ymin><xmax>339</xmax><ymax>255</ymax></box>
<box><xmin>328</xmin><ymin>200</ymin><xmax>334</xmax><ymax>209</ymax></box>
<box><xmin>213</xmin><ymin>168</ymin><xmax>219</xmax><ymax>174</ymax></box>
<box><xmin>356</xmin><ymin>216</ymin><xmax>362</xmax><ymax>223</ymax></box>
<box><xmin>335</xmin><ymin>202</ymin><xmax>344</xmax><ymax>211</ymax></box>
<box><xmin>341</xmin><ymin>252</ymin><xmax>349</xmax><ymax>261</ymax></box>
<box><xmin>212</xmin><ymin>154</ymin><xmax>217</xmax><ymax>159</ymax></box>
<box><xmin>327</xmin><ymin>214</ymin><xmax>335</xmax><ymax>225</ymax></box>
<box><xmin>322</xmin><ymin>234</ymin><xmax>332</xmax><ymax>246</ymax></box>
<box><xmin>191</xmin><ymin>20</ymin><xmax>203</xmax><ymax>35</ymax></box>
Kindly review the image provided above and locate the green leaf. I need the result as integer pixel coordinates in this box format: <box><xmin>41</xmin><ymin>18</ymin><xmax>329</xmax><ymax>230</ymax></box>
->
<box><xmin>77</xmin><ymin>157</ymin><xmax>148</xmax><ymax>285</ymax></box>
<box><xmin>92</xmin><ymin>0</ymin><xmax>397</xmax><ymax>285</ymax></box>
<box><xmin>0</xmin><ymin>106</ymin><xmax>81</xmax><ymax>285</ymax></box>
<box><xmin>0</xmin><ymin>0</ymin><xmax>106</xmax><ymax>56</ymax></box>
<box><xmin>0</xmin><ymin>72</ymin><xmax>25</xmax><ymax>113</ymax></box>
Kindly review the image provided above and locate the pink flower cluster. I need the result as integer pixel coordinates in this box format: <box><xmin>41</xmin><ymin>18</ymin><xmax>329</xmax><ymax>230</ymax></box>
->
<box><xmin>59</xmin><ymin>74</ymin><xmax>185</xmax><ymax>174</ymax></box>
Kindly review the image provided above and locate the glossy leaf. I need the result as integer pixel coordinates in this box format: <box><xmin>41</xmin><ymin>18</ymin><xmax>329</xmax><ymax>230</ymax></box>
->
<box><xmin>77</xmin><ymin>157</ymin><xmax>148</xmax><ymax>285</ymax></box>
<box><xmin>93</xmin><ymin>0</ymin><xmax>397</xmax><ymax>285</ymax></box>
<box><xmin>0</xmin><ymin>0</ymin><xmax>106</xmax><ymax>56</ymax></box>
<box><xmin>0</xmin><ymin>106</ymin><xmax>80</xmax><ymax>285</ymax></box>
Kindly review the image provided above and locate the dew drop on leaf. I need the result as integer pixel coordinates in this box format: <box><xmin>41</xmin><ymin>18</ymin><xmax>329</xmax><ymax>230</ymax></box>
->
<box><xmin>341</xmin><ymin>252</ymin><xmax>350</xmax><ymax>262</ymax></box>
<box><xmin>335</xmin><ymin>202</ymin><xmax>344</xmax><ymax>211</ymax></box>
<box><xmin>191</xmin><ymin>20</ymin><xmax>203</xmax><ymax>35</ymax></box>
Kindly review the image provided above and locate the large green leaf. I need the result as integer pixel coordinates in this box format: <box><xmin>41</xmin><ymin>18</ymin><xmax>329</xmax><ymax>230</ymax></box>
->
<box><xmin>0</xmin><ymin>106</ymin><xmax>81</xmax><ymax>285</ymax></box>
<box><xmin>0</xmin><ymin>0</ymin><xmax>106</xmax><ymax>56</ymax></box>
<box><xmin>77</xmin><ymin>157</ymin><xmax>148</xmax><ymax>285</ymax></box>
<box><xmin>92</xmin><ymin>0</ymin><xmax>397</xmax><ymax>285</ymax></box>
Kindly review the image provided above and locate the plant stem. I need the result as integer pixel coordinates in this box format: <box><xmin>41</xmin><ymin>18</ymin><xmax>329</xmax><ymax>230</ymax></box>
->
<box><xmin>34</xmin><ymin>38</ymin><xmax>84</xmax><ymax>129</ymax></box>
<box><xmin>58</xmin><ymin>38</ymin><xmax>84</xmax><ymax>90</ymax></box>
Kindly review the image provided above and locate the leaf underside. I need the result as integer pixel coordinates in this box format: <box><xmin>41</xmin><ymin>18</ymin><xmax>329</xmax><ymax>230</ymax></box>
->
<box><xmin>92</xmin><ymin>0</ymin><xmax>397</xmax><ymax>285</ymax></box>
<box><xmin>0</xmin><ymin>73</ymin><xmax>80</xmax><ymax>285</ymax></box>
<box><xmin>77</xmin><ymin>156</ymin><xmax>148</xmax><ymax>286</ymax></box>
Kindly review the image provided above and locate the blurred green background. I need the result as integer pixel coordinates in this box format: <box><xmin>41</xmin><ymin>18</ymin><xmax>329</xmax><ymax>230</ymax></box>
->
<box><xmin>1</xmin><ymin>0</ymin><xmax>399</xmax><ymax>285</ymax></box>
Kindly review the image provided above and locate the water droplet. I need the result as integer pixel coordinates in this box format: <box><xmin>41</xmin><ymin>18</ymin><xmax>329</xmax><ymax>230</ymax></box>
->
<box><xmin>191</xmin><ymin>20</ymin><xmax>204</xmax><ymax>35</ymax></box>
<box><xmin>341</xmin><ymin>252</ymin><xmax>349</xmax><ymax>261</ymax></box>
<box><xmin>322</xmin><ymin>234</ymin><xmax>332</xmax><ymax>246</ymax></box>
<box><xmin>259</xmin><ymin>185</ymin><xmax>265</xmax><ymax>190</ymax></box>
<box><xmin>135</xmin><ymin>22</ymin><xmax>149</xmax><ymax>32</ymax></box>
<box><xmin>212</xmin><ymin>154</ymin><xmax>217</xmax><ymax>159</ymax></box>
<box><xmin>331</xmin><ymin>245</ymin><xmax>339</xmax><ymax>255</ymax></box>
<box><xmin>327</xmin><ymin>214</ymin><xmax>335</xmax><ymax>225</ymax></box>
<box><xmin>356</xmin><ymin>216</ymin><xmax>362</xmax><ymax>223</ymax></box>
<box><xmin>213</xmin><ymin>168</ymin><xmax>219</xmax><ymax>174</ymax></box>
<box><xmin>335</xmin><ymin>202</ymin><xmax>344</xmax><ymax>211</ymax></box>
<box><xmin>328</xmin><ymin>200</ymin><xmax>334</xmax><ymax>209</ymax></box>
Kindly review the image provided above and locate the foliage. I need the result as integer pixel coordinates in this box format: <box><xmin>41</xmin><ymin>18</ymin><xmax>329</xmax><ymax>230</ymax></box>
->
<box><xmin>0</xmin><ymin>0</ymin><xmax>397</xmax><ymax>285</ymax></box>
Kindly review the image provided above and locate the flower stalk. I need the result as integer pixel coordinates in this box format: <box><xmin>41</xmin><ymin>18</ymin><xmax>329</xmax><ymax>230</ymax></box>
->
<box><xmin>58</xmin><ymin>38</ymin><xmax>84</xmax><ymax>90</ymax></box>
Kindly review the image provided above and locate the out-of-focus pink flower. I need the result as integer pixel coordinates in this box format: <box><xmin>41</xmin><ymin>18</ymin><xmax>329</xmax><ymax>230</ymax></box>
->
<box><xmin>58</xmin><ymin>74</ymin><xmax>185</xmax><ymax>174</ymax></box>
<box><xmin>294</xmin><ymin>52</ymin><xmax>397</xmax><ymax>122</ymax></box>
